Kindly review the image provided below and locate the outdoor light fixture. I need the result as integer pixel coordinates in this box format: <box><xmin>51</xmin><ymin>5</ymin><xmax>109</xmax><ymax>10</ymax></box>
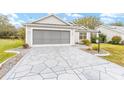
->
<box><xmin>98</xmin><ymin>30</ymin><xmax>101</xmax><ymax>53</ymax></box>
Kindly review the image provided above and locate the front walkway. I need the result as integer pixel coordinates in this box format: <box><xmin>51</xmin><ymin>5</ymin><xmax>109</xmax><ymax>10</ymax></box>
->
<box><xmin>2</xmin><ymin>46</ymin><xmax>124</xmax><ymax>80</ymax></box>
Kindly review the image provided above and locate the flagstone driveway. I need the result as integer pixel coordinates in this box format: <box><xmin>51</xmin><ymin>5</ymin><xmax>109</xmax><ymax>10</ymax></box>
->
<box><xmin>2</xmin><ymin>46</ymin><xmax>124</xmax><ymax>80</ymax></box>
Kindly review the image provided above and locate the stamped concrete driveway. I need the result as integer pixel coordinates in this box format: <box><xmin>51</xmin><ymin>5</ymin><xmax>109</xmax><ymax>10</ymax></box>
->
<box><xmin>2</xmin><ymin>46</ymin><xmax>124</xmax><ymax>80</ymax></box>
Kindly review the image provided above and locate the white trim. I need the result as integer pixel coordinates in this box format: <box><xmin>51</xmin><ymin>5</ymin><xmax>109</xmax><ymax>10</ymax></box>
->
<box><xmin>31</xmin><ymin>27</ymin><xmax>72</xmax><ymax>31</ymax></box>
<box><xmin>32</xmin><ymin>44</ymin><xmax>71</xmax><ymax>47</ymax></box>
<box><xmin>31</xmin><ymin>28</ymin><xmax>33</xmax><ymax>46</ymax></box>
<box><xmin>26</xmin><ymin>23</ymin><xmax>74</xmax><ymax>29</ymax></box>
<box><xmin>30</xmin><ymin>27</ymin><xmax>73</xmax><ymax>46</ymax></box>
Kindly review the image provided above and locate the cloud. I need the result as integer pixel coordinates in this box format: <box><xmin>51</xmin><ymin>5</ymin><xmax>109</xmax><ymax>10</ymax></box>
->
<box><xmin>1</xmin><ymin>13</ymin><xmax>25</xmax><ymax>27</ymax></box>
<box><xmin>100</xmin><ymin>17</ymin><xmax>115</xmax><ymax>24</ymax></box>
<box><xmin>100</xmin><ymin>13</ymin><xmax>124</xmax><ymax>24</ymax></box>
<box><xmin>66</xmin><ymin>13</ymin><xmax>72</xmax><ymax>16</ymax></box>
<box><xmin>71</xmin><ymin>14</ymin><xmax>83</xmax><ymax>17</ymax></box>
<box><xmin>63</xmin><ymin>17</ymin><xmax>68</xmax><ymax>21</ymax></box>
<box><xmin>100</xmin><ymin>13</ymin><xmax>117</xmax><ymax>18</ymax></box>
<box><xmin>9</xmin><ymin>17</ymin><xmax>25</xmax><ymax>26</ymax></box>
<box><xmin>100</xmin><ymin>13</ymin><xmax>124</xmax><ymax>18</ymax></box>
<box><xmin>1</xmin><ymin>13</ymin><xmax>19</xmax><ymax>19</ymax></box>
<box><xmin>65</xmin><ymin>13</ymin><xmax>83</xmax><ymax>18</ymax></box>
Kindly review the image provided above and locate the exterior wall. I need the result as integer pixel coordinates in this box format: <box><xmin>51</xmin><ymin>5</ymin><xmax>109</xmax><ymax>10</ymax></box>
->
<box><xmin>97</xmin><ymin>26</ymin><xmax>124</xmax><ymax>41</ymax></box>
<box><xmin>26</xmin><ymin>26</ymin><xmax>32</xmax><ymax>46</ymax></box>
<box><xmin>35</xmin><ymin>16</ymin><xmax>66</xmax><ymax>25</ymax></box>
<box><xmin>26</xmin><ymin>26</ymin><xmax>75</xmax><ymax>47</ymax></box>
<box><xmin>75</xmin><ymin>32</ymin><xmax>80</xmax><ymax>43</ymax></box>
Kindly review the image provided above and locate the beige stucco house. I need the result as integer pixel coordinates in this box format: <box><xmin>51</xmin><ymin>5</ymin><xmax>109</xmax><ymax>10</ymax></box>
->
<box><xmin>25</xmin><ymin>14</ymin><xmax>96</xmax><ymax>47</ymax></box>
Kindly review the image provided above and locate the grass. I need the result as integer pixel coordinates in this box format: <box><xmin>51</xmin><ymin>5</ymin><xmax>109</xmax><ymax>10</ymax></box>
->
<box><xmin>0</xmin><ymin>39</ymin><xmax>24</xmax><ymax>63</ymax></box>
<box><xmin>93</xmin><ymin>44</ymin><xmax>124</xmax><ymax>67</ymax></box>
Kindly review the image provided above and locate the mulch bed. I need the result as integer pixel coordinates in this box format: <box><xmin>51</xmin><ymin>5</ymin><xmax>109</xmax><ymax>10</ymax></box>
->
<box><xmin>0</xmin><ymin>48</ymin><xmax>30</xmax><ymax>79</ymax></box>
<box><xmin>81</xmin><ymin>48</ymin><xmax>109</xmax><ymax>55</ymax></box>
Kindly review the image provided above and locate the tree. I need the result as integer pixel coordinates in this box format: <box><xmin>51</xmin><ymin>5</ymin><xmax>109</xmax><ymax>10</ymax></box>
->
<box><xmin>17</xmin><ymin>27</ymin><xmax>25</xmax><ymax>40</ymax></box>
<box><xmin>110</xmin><ymin>21</ymin><xmax>123</xmax><ymax>26</ymax></box>
<box><xmin>0</xmin><ymin>14</ymin><xmax>16</xmax><ymax>32</ymax></box>
<box><xmin>0</xmin><ymin>14</ymin><xmax>17</xmax><ymax>39</ymax></box>
<box><xmin>73</xmin><ymin>16</ymin><xmax>102</xmax><ymax>29</ymax></box>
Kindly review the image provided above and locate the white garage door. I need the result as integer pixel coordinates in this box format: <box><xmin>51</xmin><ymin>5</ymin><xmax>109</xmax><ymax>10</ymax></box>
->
<box><xmin>33</xmin><ymin>29</ymin><xmax>70</xmax><ymax>45</ymax></box>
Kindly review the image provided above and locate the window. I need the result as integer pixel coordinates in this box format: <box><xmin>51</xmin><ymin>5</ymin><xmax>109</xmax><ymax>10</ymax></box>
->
<box><xmin>79</xmin><ymin>32</ymin><xmax>86</xmax><ymax>39</ymax></box>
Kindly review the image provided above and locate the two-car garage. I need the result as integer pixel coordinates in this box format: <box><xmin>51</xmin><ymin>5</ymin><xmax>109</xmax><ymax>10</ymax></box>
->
<box><xmin>32</xmin><ymin>29</ymin><xmax>70</xmax><ymax>45</ymax></box>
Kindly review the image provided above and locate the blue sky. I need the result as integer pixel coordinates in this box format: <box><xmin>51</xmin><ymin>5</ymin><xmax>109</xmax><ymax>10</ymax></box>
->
<box><xmin>1</xmin><ymin>13</ymin><xmax>124</xmax><ymax>27</ymax></box>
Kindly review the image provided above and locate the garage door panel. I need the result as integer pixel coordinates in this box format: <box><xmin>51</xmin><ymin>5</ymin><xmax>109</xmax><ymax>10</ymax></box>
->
<box><xmin>34</xmin><ymin>39</ymin><xmax>45</xmax><ymax>44</ymax></box>
<box><xmin>33</xmin><ymin>30</ymin><xmax>70</xmax><ymax>45</ymax></box>
<box><xmin>61</xmin><ymin>39</ymin><xmax>70</xmax><ymax>44</ymax></box>
<box><xmin>52</xmin><ymin>40</ymin><xmax>61</xmax><ymax>44</ymax></box>
<box><xmin>51</xmin><ymin>31</ymin><xmax>61</xmax><ymax>39</ymax></box>
<box><xmin>61</xmin><ymin>31</ymin><xmax>70</xmax><ymax>39</ymax></box>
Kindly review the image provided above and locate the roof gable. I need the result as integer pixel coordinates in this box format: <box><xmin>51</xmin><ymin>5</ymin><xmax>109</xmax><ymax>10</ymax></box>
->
<box><xmin>31</xmin><ymin>15</ymin><xmax>70</xmax><ymax>26</ymax></box>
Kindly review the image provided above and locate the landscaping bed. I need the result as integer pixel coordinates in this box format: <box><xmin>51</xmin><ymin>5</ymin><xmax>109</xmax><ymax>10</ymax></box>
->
<box><xmin>0</xmin><ymin>48</ymin><xmax>30</xmax><ymax>79</ymax></box>
<box><xmin>82</xmin><ymin>48</ymin><xmax>110</xmax><ymax>56</ymax></box>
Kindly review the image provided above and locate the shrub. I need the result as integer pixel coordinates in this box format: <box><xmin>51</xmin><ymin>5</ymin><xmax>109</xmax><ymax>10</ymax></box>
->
<box><xmin>99</xmin><ymin>34</ymin><xmax>106</xmax><ymax>43</ymax></box>
<box><xmin>82</xmin><ymin>39</ymin><xmax>91</xmax><ymax>46</ymax></box>
<box><xmin>17</xmin><ymin>27</ymin><xmax>25</xmax><ymax>40</ymax></box>
<box><xmin>23</xmin><ymin>44</ymin><xmax>29</xmax><ymax>49</ymax></box>
<box><xmin>111</xmin><ymin>36</ymin><xmax>121</xmax><ymax>44</ymax></box>
<box><xmin>107</xmin><ymin>41</ymin><xmax>112</xmax><ymax>44</ymax></box>
<box><xmin>91</xmin><ymin>36</ymin><xmax>97</xmax><ymax>43</ymax></box>
<box><xmin>10</xmin><ymin>36</ymin><xmax>16</xmax><ymax>39</ymax></box>
<box><xmin>91</xmin><ymin>33</ymin><xmax>106</xmax><ymax>43</ymax></box>
<box><xmin>92</xmin><ymin>45</ymin><xmax>98</xmax><ymax>50</ymax></box>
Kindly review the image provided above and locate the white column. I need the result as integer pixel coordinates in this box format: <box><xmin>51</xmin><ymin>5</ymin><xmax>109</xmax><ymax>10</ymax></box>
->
<box><xmin>86</xmin><ymin>32</ymin><xmax>91</xmax><ymax>41</ymax></box>
<box><xmin>96</xmin><ymin>32</ymin><xmax>99</xmax><ymax>43</ymax></box>
<box><xmin>71</xmin><ymin>29</ymin><xmax>75</xmax><ymax>45</ymax></box>
<box><xmin>75</xmin><ymin>32</ymin><xmax>80</xmax><ymax>43</ymax></box>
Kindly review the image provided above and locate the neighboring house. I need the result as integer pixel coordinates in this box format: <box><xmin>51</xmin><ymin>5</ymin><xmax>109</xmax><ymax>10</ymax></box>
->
<box><xmin>97</xmin><ymin>25</ymin><xmax>124</xmax><ymax>42</ymax></box>
<box><xmin>25</xmin><ymin>14</ymin><xmax>97</xmax><ymax>47</ymax></box>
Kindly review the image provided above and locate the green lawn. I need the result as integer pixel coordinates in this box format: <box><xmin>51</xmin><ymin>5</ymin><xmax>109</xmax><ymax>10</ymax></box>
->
<box><xmin>93</xmin><ymin>44</ymin><xmax>124</xmax><ymax>67</ymax></box>
<box><xmin>0</xmin><ymin>39</ymin><xmax>24</xmax><ymax>63</ymax></box>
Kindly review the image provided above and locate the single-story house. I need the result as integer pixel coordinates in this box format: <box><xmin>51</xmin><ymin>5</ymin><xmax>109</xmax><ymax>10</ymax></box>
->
<box><xmin>25</xmin><ymin>14</ymin><xmax>98</xmax><ymax>47</ymax></box>
<box><xmin>97</xmin><ymin>25</ymin><xmax>124</xmax><ymax>41</ymax></box>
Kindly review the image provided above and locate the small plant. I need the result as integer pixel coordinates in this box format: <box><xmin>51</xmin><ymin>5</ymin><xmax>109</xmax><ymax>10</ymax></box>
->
<box><xmin>23</xmin><ymin>43</ymin><xmax>29</xmax><ymax>49</ymax></box>
<box><xmin>82</xmin><ymin>39</ymin><xmax>91</xmax><ymax>46</ymax></box>
<box><xmin>111</xmin><ymin>36</ymin><xmax>122</xmax><ymax>44</ymax></box>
